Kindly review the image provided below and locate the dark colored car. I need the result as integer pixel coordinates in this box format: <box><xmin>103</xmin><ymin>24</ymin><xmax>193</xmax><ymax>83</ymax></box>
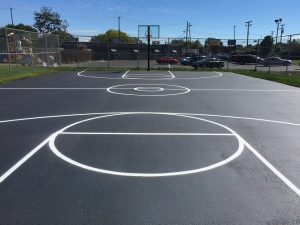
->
<box><xmin>180</xmin><ymin>57</ymin><xmax>192</xmax><ymax>65</ymax></box>
<box><xmin>156</xmin><ymin>56</ymin><xmax>179</xmax><ymax>64</ymax></box>
<box><xmin>192</xmin><ymin>58</ymin><xmax>224</xmax><ymax>69</ymax></box>
<box><xmin>181</xmin><ymin>55</ymin><xmax>206</xmax><ymax>66</ymax></box>
<box><xmin>228</xmin><ymin>55</ymin><xmax>238</xmax><ymax>62</ymax></box>
<box><xmin>235</xmin><ymin>55</ymin><xmax>262</xmax><ymax>65</ymax></box>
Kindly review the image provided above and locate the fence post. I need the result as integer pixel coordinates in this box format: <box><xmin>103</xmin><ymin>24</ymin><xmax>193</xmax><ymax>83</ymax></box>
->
<box><xmin>57</xmin><ymin>34</ymin><xmax>61</xmax><ymax>67</ymax></box>
<box><xmin>28</xmin><ymin>31</ymin><xmax>34</xmax><ymax>72</ymax></box>
<box><xmin>254</xmin><ymin>39</ymin><xmax>260</xmax><ymax>71</ymax></box>
<box><xmin>137</xmin><ymin>38</ymin><xmax>139</xmax><ymax>69</ymax></box>
<box><xmin>77</xmin><ymin>36</ymin><xmax>79</xmax><ymax>68</ymax></box>
<box><xmin>5</xmin><ymin>27</ymin><xmax>12</xmax><ymax>76</ymax></box>
<box><xmin>107</xmin><ymin>39</ymin><xmax>110</xmax><ymax>68</ymax></box>
<box><xmin>227</xmin><ymin>44</ymin><xmax>230</xmax><ymax>70</ymax></box>
<box><xmin>46</xmin><ymin>34</ymin><xmax>49</xmax><ymax>68</ymax></box>
<box><xmin>285</xmin><ymin>35</ymin><xmax>291</xmax><ymax>76</ymax></box>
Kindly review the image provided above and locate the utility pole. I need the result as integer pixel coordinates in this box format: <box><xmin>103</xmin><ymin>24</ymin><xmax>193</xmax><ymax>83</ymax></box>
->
<box><xmin>188</xmin><ymin>23</ymin><xmax>192</xmax><ymax>52</ymax></box>
<box><xmin>118</xmin><ymin>17</ymin><xmax>120</xmax><ymax>44</ymax></box>
<box><xmin>280</xmin><ymin>24</ymin><xmax>285</xmax><ymax>43</ymax></box>
<box><xmin>275</xmin><ymin>18</ymin><xmax>282</xmax><ymax>51</ymax></box>
<box><xmin>270</xmin><ymin>31</ymin><xmax>274</xmax><ymax>38</ymax></box>
<box><xmin>186</xmin><ymin>21</ymin><xmax>188</xmax><ymax>54</ymax></box>
<box><xmin>10</xmin><ymin>8</ymin><xmax>14</xmax><ymax>28</ymax></box>
<box><xmin>233</xmin><ymin>26</ymin><xmax>236</xmax><ymax>39</ymax></box>
<box><xmin>245</xmin><ymin>21</ymin><xmax>252</xmax><ymax>47</ymax></box>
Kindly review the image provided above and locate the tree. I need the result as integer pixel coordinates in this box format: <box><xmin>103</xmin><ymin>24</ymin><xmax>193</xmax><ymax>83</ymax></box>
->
<box><xmin>90</xmin><ymin>29</ymin><xmax>136</xmax><ymax>44</ymax></box>
<box><xmin>6</xmin><ymin>23</ymin><xmax>37</xmax><ymax>32</ymax></box>
<box><xmin>171</xmin><ymin>39</ymin><xmax>185</xmax><ymax>46</ymax></box>
<box><xmin>191</xmin><ymin>40</ymin><xmax>203</xmax><ymax>49</ymax></box>
<box><xmin>33</xmin><ymin>6</ymin><xmax>68</xmax><ymax>33</ymax></box>
<box><xmin>52</xmin><ymin>30</ymin><xmax>74</xmax><ymax>44</ymax></box>
<box><xmin>260</xmin><ymin>35</ymin><xmax>273</xmax><ymax>57</ymax></box>
<box><xmin>288</xmin><ymin>39</ymin><xmax>300</xmax><ymax>52</ymax></box>
<box><xmin>204</xmin><ymin>37</ymin><xmax>215</xmax><ymax>47</ymax></box>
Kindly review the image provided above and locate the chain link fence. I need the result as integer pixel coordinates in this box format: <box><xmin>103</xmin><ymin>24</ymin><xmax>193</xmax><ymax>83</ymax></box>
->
<box><xmin>0</xmin><ymin>27</ymin><xmax>60</xmax><ymax>77</ymax></box>
<box><xmin>1</xmin><ymin>27</ymin><xmax>300</xmax><ymax>77</ymax></box>
<box><xmin>60</xmin><ymin>35</ymin><xmax>300</xmax><ymax>73</ymax></box>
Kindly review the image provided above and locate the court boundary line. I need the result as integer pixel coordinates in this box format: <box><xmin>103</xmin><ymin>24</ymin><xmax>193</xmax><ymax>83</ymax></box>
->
<box><xmin>0</xmin><ymin>112</ymin><xmax>300</xmax><ymax>196</ymax></box>
<box><xmin>1</xmin><ymin>88</ymin><xmax>299</xmax><ymax>92</ymax></box>
<box><xmin>78</xmin><ymin>70</ymin><xmax>223</xmax><ymax>80</ymax></box>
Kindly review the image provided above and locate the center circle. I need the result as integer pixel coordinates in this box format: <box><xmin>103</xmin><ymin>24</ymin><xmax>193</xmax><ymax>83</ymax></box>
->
<box><xmin>49</xmin><ymin>113</ymin><xmax>244</xmax><ymax>177</ymax></box>
<box><xmin>107</xmin><ymin>84</ymin><xmax>190</xmax><ymax>96</ymax></box>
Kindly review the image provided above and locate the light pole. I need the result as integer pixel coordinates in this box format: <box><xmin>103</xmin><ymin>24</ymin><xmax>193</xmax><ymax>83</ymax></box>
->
<box><xmin>275</xmin><ymin>18</ymin><xmax>282</xmax><ymax>51</ymax></box>
<box><xmin>10</xmin><ymin>8</ymin><xmax>14</xmax><ymax>28</ymax></box>
<box><xmin>233</xmin><ymin>26</ymin><xmax>236</xmax><ymax>39</ymax></box>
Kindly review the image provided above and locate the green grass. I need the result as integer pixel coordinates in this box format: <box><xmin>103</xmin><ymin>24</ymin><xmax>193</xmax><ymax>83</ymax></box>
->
<box><xmin>227</xmin><ymin>69</ymin><xmax>300</xmax><ymax>88</ymax></box>
<box><xmin>1</xmin><ymin>63</ymin><xmax>300</xmax><ymax>88</ymax></box>
<box><xmin>0</xmin><ymin>64</ymin><xmax>70</xmax><ymax>83</ymax></box>
<box><xmin>292</xmin><ymin>60</ymin><xmax>300</xmax><ymax>66</ymax></box>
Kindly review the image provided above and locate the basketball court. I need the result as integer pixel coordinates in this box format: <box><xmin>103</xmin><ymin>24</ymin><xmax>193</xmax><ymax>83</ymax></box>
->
<box><xmin>0</xmin><ymin>68</ymin><xmax>299</xmax><ymax>224</ymax></box>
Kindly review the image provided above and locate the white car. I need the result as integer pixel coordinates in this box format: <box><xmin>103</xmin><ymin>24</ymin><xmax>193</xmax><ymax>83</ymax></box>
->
<box><xmin>259</xmin><ymin>57</ymin><xmax>292</xmax><ymax>66</ymax></box>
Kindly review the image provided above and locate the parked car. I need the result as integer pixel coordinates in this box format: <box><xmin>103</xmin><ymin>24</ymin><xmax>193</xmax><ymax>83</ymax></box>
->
<box><xmin>235</xmin><ymin>55</ymin><xmax>263</xmax><ymax>65</ymax></box>
<box><xmin>259</xmin><ymin>57</ymin><xmax>292</xmax><ymax>66</ymax></box>
<box><xmin>217</xmin><ymin>53</ymin><xmax>229</xmax><ymax>60</ymax></box>
<box><xmin>156</xmin><ymin>56</ymin><xmax>179</xmax><ymax>64</ymax></box>
<box><xmin>181</xmin><ymin>55</ymin><xmax>206</xmax><ymax>66</ymax></box>
<box><xmin>228</xmin><ymin>55</ymin><xmax>238</xmax><ymax>62</ymax></box>
<box><xmin>179</xmin><ymin>57</ymin><xmax>191</xmax><ymax>63</ymax></box>
<box><xmin>192</xmin><ymin>58</ymin><xmax>224</xmax><ymax>69</ymax></box>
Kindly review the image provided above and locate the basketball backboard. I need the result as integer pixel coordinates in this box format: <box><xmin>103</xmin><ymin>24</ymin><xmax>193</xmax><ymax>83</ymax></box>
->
<box><xmin>138</xmin><ymin>25</ymin><xmax>160</xmax><ymax>39</ymax></box>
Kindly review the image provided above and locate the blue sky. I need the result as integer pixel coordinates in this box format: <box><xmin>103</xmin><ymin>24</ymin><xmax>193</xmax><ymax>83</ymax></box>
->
<box><xmin>1</xmin><ymin>0</ymin><xmax>299</xmax><ymax>43</ymax></box>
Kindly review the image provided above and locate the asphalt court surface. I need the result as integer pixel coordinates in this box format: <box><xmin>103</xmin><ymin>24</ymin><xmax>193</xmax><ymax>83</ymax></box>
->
<box><xmin>0</xmin><ymin>70</ymin><xmax>300</xmax><ymax>224</ymax></box>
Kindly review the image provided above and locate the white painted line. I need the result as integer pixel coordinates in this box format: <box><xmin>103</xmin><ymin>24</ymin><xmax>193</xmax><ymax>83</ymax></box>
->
<box><xmin>0</xmin><ymin>88</ymin><xmax>299</xmax><ymax>92</ymax></box>
<box><xmin>1</xmin><ymin>112</ymin><xmax>300</xmax><ymax>128</ymax></box>
<box><xmin>111</xmin><ymin>88</ymin><xmax>183</xmax><ymax>90</ymax></box>
<box><xmin>0</xmin><ymin>88</ymin><xmax>108</xmax><ymax>90</ymax></box>
<box><xmin>0</xmin><ymin>137</ymin><xmax>51</xmax><ymax>183</ymax></box>
<box><xmin>243</xmin><ymin>140</ymin><xmax>300</xmax><ymax>196</ymax></box>
<box><xmin>180</xmin><ymin>113</ymin><xmax>300</xmax><ymax>127</ymax></box>
<box><xmin>0</xmin><ymin>111</ymin><xmax>300</xmax><ymax>197</ymax></box>
<box><xmin>77</xmin><ymin>70</ymin><xmax>223</xmax><ymax>80</ymax></box>
<box><xmin>107</xmin><ymin>84</ymin><xmax>190</xmax><ymax>96</ymax></box>
<box><xmin>168</xmin><ymin>70</ymin><xmax>175</xmax><ymax>78</ymax></box>
<box><xmin>188</xmin><ymin>89</ymin><xmax>300</xmax><ymax>92</ymax></box>
<box><xmin>124</xmin><ymin>74</ymin><xmax>170</xmax><ymax>76</ymax></box>
<box><xmin>121</xmin><ymin>70</ymin><xmax>130</xmax><ymax>78</ymax></box>
<box><xmin>49</xmin><ymin>113</ymin><xmax>244</xmax><ymax>177</ymax></box>
<box><xmin>61</xmin><ymin>132</ymin><xmax>234</xmax><ymax>136</ymax></box>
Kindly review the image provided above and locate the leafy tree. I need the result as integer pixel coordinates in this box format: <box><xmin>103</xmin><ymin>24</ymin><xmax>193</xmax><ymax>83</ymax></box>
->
<box><xmin>52</xmin><ymin>30</ymin><xmax>74</xmax><ymax>44</ymax></box>
<box><xmin>90</xmin><ymin>29</ymin><xmax>136</xmax><ymax>44</ymax></box>
<box><xmin>191</xmin><ymin>39</ymin><xmax>203</xmax><ymax>49</ymax></box>
<box><xmin>6</xmin><ymin>23</ymin><xmax>37</xmax><ymax>32</ymax></box>
<box><xmin>33</xmin><ymin>6</ymin><xmax>68</xmax><ymax>33</ymax></box>
<box><xmin>288</xmin><ymin>39</ymin><xmax>300</xmax><ymax>52</ymax></box>
<box><xmin>204</xmin><ymin>37</ymin><xmax>215</xmax><ymax>47</ymax></box>
<box><xmin>171</xmin><ymin>39</ymin><xmax>185</xmax><ymax>46</ymax></box>
<box><xmin>260</xmin><ymin>35</ymin><xmax>273</xmax><ymax>57</ymax></box>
